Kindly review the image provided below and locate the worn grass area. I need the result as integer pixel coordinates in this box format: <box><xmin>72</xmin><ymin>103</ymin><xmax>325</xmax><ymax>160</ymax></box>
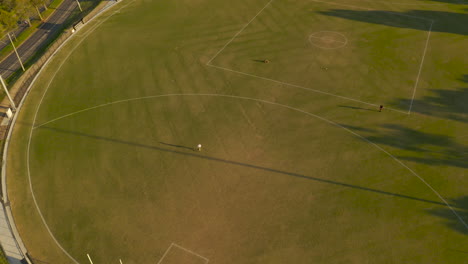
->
<box><xmin>6</xmin><ymin>0</ymin><xmax>468</xmax><ymax>263</ymax></box>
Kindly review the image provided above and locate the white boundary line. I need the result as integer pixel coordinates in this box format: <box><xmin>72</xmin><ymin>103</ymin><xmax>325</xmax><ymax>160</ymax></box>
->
<box><xmin>408</xmin><ymin>20</ymin><xmax>433</xmax><ymax>114</ymax></box>
<box><xmin>156</xmin><ymin>243</ymin><xmax>209</xmax><ymax>264</ymax></box>
<box><xmin>28</xmin><ymin>93</ymin><xmax>468</xmax><ymax>233</ymax></box>
<box><xmin>172</xmin><ymin>243</ymin><xmax>210</xmax><ymax>263</ymax></box>
<box><xmin>207</xmin><ymin>64</ymin><xmax>408</xmax><ymax>114</ymax></box>
<box><xmin>12</xmin><ymin>1</ymin><xmax>466</xmax><ymax>263</ymax></box>
<box><xmin>206</xmin><ymin>0</ymin><xmax>434</xmax><ymax>115</ymax></box>
<box><xmin>206</xmin><ymin>0</ymin><xmax>275</xmax><ymax>65</ymax></box>
<box><xmin>8</xmin><ymin>1</ymin><xmax>136</xmax><ymax>263</ymax></box>
<box><xmin>156</xmin><ymin>243</ymin><xmax>174</xmax><ymax>264</ymax></box>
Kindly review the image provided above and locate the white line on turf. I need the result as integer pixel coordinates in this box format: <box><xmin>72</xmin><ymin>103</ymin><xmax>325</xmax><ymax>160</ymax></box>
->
<box><xmin>207</xmin><ymin>64</ymin><xmax>408</xmax><ymax>114</ymax></box>
<box><xmin>408</xmin><ymin>20</ymin><xmax>433</xmax><ymax>115</ymax></box>
<box><xmin>172</xmin><ymin>243</ymin><xmax>210</xmax><ymax>262</ymax></box>
<box><xmin>22</xmin><ymin>1</ymin><xmax>467</xmax><ymax>262</ymax></box>
<box><xmin>30</xmin><ymin>93</ymin><xmax>468</xmax><ymax>232</ymax></box>
<box><xmin>308</xmin><ymin>35</ymin><xmax>347</xmax><ymax>44</ymax></box>
<box><xmin>25</xmin><ymin>1</ymin><xmax>136</xmax><ymax>263</ymax></box>
<box><xmin>156</xmin><ymin>243</ymin><xmax>174</xmax><ymax>264</ymax></box>
<box><xmin>205</xmin><ymin>0</ymin><xmax>425</xmax><ymax>114</ymax></box>
<box><xmin>206</xmin><ymin>0</ymin><xmax>275</xmax><ymax>65</ymax></box>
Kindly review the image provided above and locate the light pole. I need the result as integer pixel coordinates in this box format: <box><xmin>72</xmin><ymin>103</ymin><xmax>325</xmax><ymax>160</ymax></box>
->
<box><xmin>75</xmin><ymin>0</ymin><xmax>83</xmax><ymax>12</ymax></box>
<box><xmin>0</xmin><ymin>75</ymin><xmax>16</xmax><ymax>111</ymax></box>
<box><xmin>7</xmin><ymin>33</ymin><xmax>25</xmax><ymax>71</ymax></box>
<box><xmin>87</xmin><ymin>254</ymin><xmax>94</xmax><ymax>264</ymax></box>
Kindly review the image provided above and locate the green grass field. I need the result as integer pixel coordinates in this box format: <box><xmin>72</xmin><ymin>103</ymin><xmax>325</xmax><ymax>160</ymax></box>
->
<box><xmin>6</xmin><ymin>0</ymin><xmax>468</xmax><ymax>263</ymax></box>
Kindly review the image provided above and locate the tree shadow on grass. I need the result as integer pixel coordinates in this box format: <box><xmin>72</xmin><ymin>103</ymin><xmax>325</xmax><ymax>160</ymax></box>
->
<box><xmin>340</xmin><ymin>123</ymin><xmax>468</xmax><ymax>234</ymax></box>
<box><xmin>427</xmin><ymin>196</ymin><xmax>468</xmax><ymax>235</ymax></box>
<box><xmin>318</xmin><ymin>9</ymin><xmax>468</xmax><ymax>36</ymax></box>
<box><xmin>340</xmin><ymin>123</ymin><xmax>468</xmax><ymax>169</ymax></box>
<box><xmin>425</xmin><ymin>0</ymin><xmax>468</xmax><ymax>4</ymax></box>
<box><xmin>394</xmin><ymin>75</ymin><xmax>468</xmax><ymax>123</ymax></box>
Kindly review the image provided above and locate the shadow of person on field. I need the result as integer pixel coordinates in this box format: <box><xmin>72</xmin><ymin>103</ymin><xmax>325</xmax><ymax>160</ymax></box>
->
<box><xmin>159</xmin><ymin>142</ymin><xmax>195</xmax><ymax>151</ymax></box>
<box><xmin>252</xmin><ymin>59</ymin><xmax>269</xmax><ymax>63</ymax></box>
<box><xmin>340</xmin><ymin>123</ymin><xmax>468</xmax><ymax>169</ymax></box>
<box><xmin>393</xmin><ymin>75</ymin><xmax>468</xmax><ymax>123</ymax></box>
<box><xmin>318</xmin><ymin>8</ymin><xmax>468</xmax><ymax>36</ymax></box>
<box><xmin>338</xmin><ymin>105</ymin><xmax>377</xmax><ymax>112</ymax></box>
<box><xmin>26</xmin><ymin>123</ymin><xmax>464</xmax><ymax>211</ymax></box>
<box><xmin>427</xmin><ymin>196</ymin><xmax>468</xmax><ymax>235</ymax></box>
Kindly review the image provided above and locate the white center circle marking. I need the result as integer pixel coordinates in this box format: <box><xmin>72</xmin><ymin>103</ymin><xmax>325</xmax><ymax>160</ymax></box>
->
<box><xmin>309</xmin><ymin>31</ymin><xmax>348</xmax><ymax>49</ymax></box>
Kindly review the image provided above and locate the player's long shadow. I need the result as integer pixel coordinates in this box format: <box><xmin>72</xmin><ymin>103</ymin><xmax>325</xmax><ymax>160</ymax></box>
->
<box><xmin>338</xmin><ymin>105</ymin><xmax>377</xmax><ymax>112</ymax></box>
<box><xmin>159</xmin><ymin>142</ymin><xmax>194</xmax><ymax>151</ymax></box>
<box><xmin>33</xmin><ymin>124</ymin><xmax>464</xmax><ymax>210</ymax></box>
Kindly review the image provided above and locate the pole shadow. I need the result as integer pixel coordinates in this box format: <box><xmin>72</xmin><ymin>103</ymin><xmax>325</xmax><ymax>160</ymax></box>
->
<box><xmin>31</xmin><ymin>124</ymin><xmax>465</xmax><ymax>211</ymax></box>
<box><xmin>427</xmin><ymin>196</ymin><xmax>468</xmax><ymax>235</ymax></box>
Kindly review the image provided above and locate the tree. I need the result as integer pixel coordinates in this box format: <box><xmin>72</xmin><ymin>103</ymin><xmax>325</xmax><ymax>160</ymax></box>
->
<box><xmin>14</xmin><ymin>0</ymin><xmax>35</xmax><ymax>26</ymax></box>
<box><xmin>30</xmin><ymin>0</ymin><xmax>45</xmax><ymax>21</ymax></box>
<box><xmin>0</xmin><ymin>9</ymin><xmax>17</xmax><ymax>34</ymax></box>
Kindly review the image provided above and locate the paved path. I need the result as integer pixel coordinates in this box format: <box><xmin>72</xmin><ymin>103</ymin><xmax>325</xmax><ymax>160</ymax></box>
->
<box><xmin>0</xmin><ymin>204</ymin><xmax>23</xmax><ymax>264</ymax></box>
<box><xmin>0</xmin><ymin>0</ymin><xmax>78</xmax><ymax>78</ymax></box>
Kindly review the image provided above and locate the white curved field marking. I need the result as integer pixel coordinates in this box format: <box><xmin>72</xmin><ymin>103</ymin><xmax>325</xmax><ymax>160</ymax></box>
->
<box><xmin>206</xmin><ymin>0</ymin><xmax>431</xmax><ymax>114</ymax></box>
<box><xmin>26</xmin><ymin>0</ymin><xmax>136</xmax><ymax>263</ymax></box>
<box><xmin>32</xmin><ymin>93</ymin><xmax>468</xmax><ymax>234</ymax></box>
<box><xmin>207</xmin><ymin>64</ymin><xmax>409</xmax><ymax>114</ymax></box>
<box><xmin>308</xmin><ymin>31</ymin><xmax>348</xmax><ymax>49</ymax></box>
<box><xmin>24</xmin><ymin>1</ymin><xmax>465</xmax><ymax>263</ymax></box>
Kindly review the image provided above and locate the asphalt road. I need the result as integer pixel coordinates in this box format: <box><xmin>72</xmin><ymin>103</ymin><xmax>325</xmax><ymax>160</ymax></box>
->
<box><xmin>0</xmin><ymin>0</ymin><xmax>78</xmax><ymax>78</ymax></box>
